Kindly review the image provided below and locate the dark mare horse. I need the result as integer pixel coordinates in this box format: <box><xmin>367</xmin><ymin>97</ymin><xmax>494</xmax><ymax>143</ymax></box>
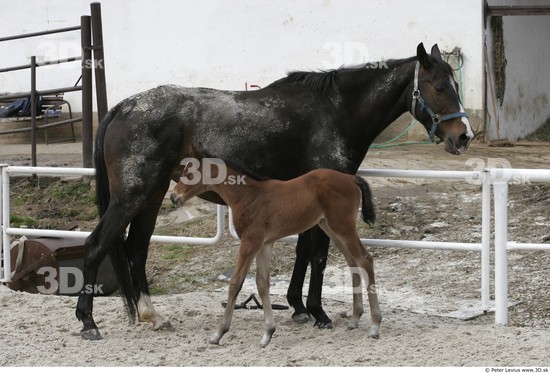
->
<box><xmin>77</xmin><ymin>43</ymin><xmax>474</xmax><ymax>339</ymax></box>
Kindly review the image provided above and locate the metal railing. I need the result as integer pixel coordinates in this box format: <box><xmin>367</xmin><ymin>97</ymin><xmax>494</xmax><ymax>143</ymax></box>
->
<box><xmin>0</xmin><ymin>2</ymin><xmax>107</xmax><ymax>168</ymax></box>
<box><xmin>1</xmin><ymin>164</ymin><xmax>549</xmax><ymax>326</ymax></box>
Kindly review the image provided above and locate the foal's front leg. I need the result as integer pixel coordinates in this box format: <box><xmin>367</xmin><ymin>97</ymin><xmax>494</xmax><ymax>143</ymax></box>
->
<box><xmin>256</xmin><ymin>243</ymin><xmax>275</xmax><ymax>347</ymax></box>
<box><xmin>210</xmin><ymin>238</ymin><xmax>260</xmax><ymax>345</ymax></box>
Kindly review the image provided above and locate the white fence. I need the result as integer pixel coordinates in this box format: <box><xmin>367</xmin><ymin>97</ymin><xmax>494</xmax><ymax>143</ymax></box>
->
<box><xmin>1</xmin><ymin>164</ymin><xmax>549</xmax><ymax>325</ymax></box>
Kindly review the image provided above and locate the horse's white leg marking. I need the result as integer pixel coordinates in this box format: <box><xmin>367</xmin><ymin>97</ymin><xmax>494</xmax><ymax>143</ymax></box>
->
<box><xmin>137</xmin><ymin>292</ymin><xmax>174</xmax><ymax>331</ymax></box>
<box><xmin>256</xmin><ymin>243</ymin><xmax>276</xmax><ymax>348</ymax></box>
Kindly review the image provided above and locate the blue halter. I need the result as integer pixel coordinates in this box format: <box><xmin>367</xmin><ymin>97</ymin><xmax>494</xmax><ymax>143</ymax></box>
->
<box><xmin>411</xmin><ymin>61</ymin><xmax>468</xmax><ymax>143</ymax></box>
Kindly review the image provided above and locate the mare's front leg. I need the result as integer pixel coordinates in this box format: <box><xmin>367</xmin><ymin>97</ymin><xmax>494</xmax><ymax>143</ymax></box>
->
<box><xmin>256</xmin><ymin>243</ymin><xmax>275</xmax><ymax>347</ymax></box>
<box><xmin>287</xmin><ymin>231</ymin><xmax>311</xmax><ymax>323</ymax></box>
<box><xmin>287</xmin><ymin>226</ymin><xmax>332</xmax><ymax>328</ymax></box>
<box><xmin>210</xmin><ymin>237</ymin><xmax>261</xmax><ymax>345</ymax></box>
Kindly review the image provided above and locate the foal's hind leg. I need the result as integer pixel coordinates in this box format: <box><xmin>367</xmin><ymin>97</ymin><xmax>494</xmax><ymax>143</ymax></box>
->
<box><xmin>126</xmin><ymin>206</ymin><xmax>174</xmax><ymax>332</ymax></box>
<box><xmin>341</xmin><ymin>236</ymin><xmax>381</xmax><ymax>338</ymax></box>
<box><xmin>210</xmin><ymin>237</ymin><xmax>262</xmax><ymax>345</ymax></box>
<box><xmin>318</xmin><ymin>222</ymin><xmax>363</xmax><ymax>329</ymax></box>
<box><xmin>319</xmin><ymin>222</ymin><xmax>381</xmax><ymax>338</ymax></box>
<box><xmin>256</xmin><ymin>243</ymin><xmax>275</xmax><ymax>347</ymax></box>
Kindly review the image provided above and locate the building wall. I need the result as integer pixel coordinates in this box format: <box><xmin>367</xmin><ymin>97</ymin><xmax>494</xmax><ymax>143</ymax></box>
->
<box><xmin>1</xmin><ymin>0</ymin><xmax>483</xmax><ymax>116</ymax></box>
<box><xmin>485</xmin><ymin>0</ymin><xmax>550</xmax><ymax>140</ymax></box>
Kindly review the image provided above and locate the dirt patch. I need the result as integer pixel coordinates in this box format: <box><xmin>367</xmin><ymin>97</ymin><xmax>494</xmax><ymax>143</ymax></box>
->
<box><xmin>1</xmin><ymin>142</ymin><xmax>550</xmax><ymax>366</ymax></box>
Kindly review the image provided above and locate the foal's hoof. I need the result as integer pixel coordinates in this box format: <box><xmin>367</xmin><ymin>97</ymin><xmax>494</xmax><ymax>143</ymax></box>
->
<box><xmin>368</xmin><ymin>326</ymin><xmax>380</xmax><ymax>339</ymax></box>
<box><xmin>81</xmin><ymin>328</ymin><xmax>103</xmax><ymax>341</ymax></box>
<box><xmin>291</xmin><ymin>312</ymin><xmax>311</xmax><ymax>324</ymax></box>
<box><xmin>153</xmin><ymin>320</ymin><xmax>175</xmax><ymax>332</ymax></box>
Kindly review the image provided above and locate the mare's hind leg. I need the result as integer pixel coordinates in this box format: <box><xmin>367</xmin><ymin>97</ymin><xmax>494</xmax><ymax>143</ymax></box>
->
<box><xmin>210</xmin><ymin>237</ymin><xmax>261</xmax><ymax>345</ymax></box>
<box><xmin>76</xmin><ymin>206</ymin><xmax>133</xmax><ymax>340</ymax></box>
<box><xmin>126</xmin><ymin>205</ymin><xmax>174</xmax><ymax>332</ymax></box>
<box><xmin>256</xmin><ymin>243</ymin><xmax>275</xmax><ymax>347</ymax></box>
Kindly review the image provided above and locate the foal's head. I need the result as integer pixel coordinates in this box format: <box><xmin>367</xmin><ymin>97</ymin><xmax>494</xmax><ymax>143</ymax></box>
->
<box><xmin>170</xmin><ymin>159</ymin><xmax>219</xmax><ymax>206</ymax></box>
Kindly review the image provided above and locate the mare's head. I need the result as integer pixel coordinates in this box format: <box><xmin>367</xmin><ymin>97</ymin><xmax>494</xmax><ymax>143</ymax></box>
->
<box><xmin>411</xmin><ymin>43</ymin><xmax>474</xmax><ymax>154</ymax></box>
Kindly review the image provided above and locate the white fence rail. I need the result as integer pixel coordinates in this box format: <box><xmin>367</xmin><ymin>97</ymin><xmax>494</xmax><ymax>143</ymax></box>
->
<box><xmin>229</xmin><ymin>168</ymin><xmax>491</xmax><ymax>312</ymax></box>
<box><xmin>1</xmin><ymin>164</ymin><xmax>549</xmax><ymax>326</ymax></box>
<box><xmin>0</xmin><ymin>165</ymin><xmax>226</xmax><ymax>284</ymax></box>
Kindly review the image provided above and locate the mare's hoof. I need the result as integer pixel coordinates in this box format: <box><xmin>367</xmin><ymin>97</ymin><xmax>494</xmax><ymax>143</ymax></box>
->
<box><xmin>154</xmin><ymin>320</ymin><xmax>175</xmax><ymax>332</ymax></box>
<box><xmin>313</xmin><ymin>320</ymin><xmax>333</xmax><ymax>329</ymax></box>
<box><xmin>291</xmin><ymin>312</ymin><xmax>311</xmax><ymax>324</ymax></box>
<box><xmin>81</xmin><ymin>328</ymin><xmax>103</xmax><ymax>341</ymax></box>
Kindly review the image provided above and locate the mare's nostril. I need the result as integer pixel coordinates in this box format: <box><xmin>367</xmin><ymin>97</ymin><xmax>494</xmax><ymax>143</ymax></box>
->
<box><xmin>459</xmin><ymin>133</ymin><xmax>471</xmax><ymax>148</ymax></box>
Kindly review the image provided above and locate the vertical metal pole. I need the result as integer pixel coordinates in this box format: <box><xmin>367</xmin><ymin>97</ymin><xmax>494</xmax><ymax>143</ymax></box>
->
<box><xmin>81</xmin><ymin>15</ymin><xmax>93</xmax><ymax>169</ymax></box>
<box><xmin>493</xmin><ymin>180</ymin><xmax>509</xmax><ymax>325</ymax></box>
<box><xmin>0</xmin><ymin>164</ymin><xmax>4</xmax><ymax>282</ymax></box>
<box><xmin>30</xmin><ymin>56</ymin><xmax>37</xmax><ymax>167</ymax></box>
<box><xmin>91</xmin><ymin>2</ymin><xmax>108</xmax><ymax>123</ymax></box>
<box><xmin>481</xmin><ymin>169</ymin><xmax>491</xmax><ymax>312</ymax></box>
<box><xmin>1</xmin><ymin>166</ymin><xmax>11</xmax><ymax>282</ymax></box>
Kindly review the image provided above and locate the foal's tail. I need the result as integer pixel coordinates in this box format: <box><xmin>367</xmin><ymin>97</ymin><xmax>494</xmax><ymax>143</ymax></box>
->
<box><xmin>354</xmin><ymin>176</ymin><xmax>376</xmax><ymax>225</ymax></box>
<box><xmin>94</xmin><ymin>104</ymin><xmax>138</xmax><ymax>323</ymax></box>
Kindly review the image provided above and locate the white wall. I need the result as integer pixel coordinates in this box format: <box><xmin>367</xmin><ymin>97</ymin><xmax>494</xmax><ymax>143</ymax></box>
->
<box><xmin>485</xmin><ymin>0</ymin><xmax>550</xmax><ymax>140</ymax></box>
<box><xmin>0</xmin><ymin>0</ymin><xmax>483</xmax><ymax>114</ymax></box>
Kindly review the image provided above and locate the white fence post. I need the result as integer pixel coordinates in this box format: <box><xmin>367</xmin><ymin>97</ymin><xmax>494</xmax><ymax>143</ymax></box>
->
<box><xmin>481</xmin><ymin>169</ymin><xmax>491</xmax><ymax>312</ymax></box>
<box><xmin>1</xmin><ymin>164</ymin><xmax>11</xmax><ymax>282</ymax></box>
<box><xmin>493</xmin><ymin>180</ymin><xmax>509</xmax><ymax>325</ymax></box>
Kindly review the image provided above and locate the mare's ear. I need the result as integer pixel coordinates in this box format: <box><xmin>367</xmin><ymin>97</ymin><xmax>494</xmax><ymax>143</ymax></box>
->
<box><xmin>417</xmin><ymin>42</ymin><xmax>433</xmax><ymax>69</ymax></box>
<box><xmin>430</xmin><ymin>44</ymin><xmax>443</xmax><ymax>62</ymax></box>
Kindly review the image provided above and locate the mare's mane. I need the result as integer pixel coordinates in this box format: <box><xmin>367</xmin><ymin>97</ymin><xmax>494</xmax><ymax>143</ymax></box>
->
<box><xmin>269</xmin><ymin>56</ymin><xmax>453</xmax><ymax>94</ymax></box>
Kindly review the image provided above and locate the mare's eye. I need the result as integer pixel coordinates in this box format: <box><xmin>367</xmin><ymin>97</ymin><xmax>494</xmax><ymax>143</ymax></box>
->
<box><xmin>434</xmin><ymin>85</ymin><xmax>445</xmax><ymax>93</ymax></box>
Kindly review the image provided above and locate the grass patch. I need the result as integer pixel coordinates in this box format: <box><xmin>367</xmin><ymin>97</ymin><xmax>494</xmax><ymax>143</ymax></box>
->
<box><xmin>162</xmin><ymin>244</ymin><xmax>193</xmax><ymax>262</ymax></box>
<box><xmin>9</xmin><ymin>177</ymin><xmax>98</xmax><ymax>230</ymax></box>
<box><xmin>10</xmin><ymin>214</ymin><xmax>37</xmax><ymax>228</ymax></box>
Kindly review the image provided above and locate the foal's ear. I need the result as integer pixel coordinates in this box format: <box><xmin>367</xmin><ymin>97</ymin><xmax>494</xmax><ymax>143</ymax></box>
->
<box><xmin>430</xmin><ymin>44</ymin><xmax>443</xmax><ymax>62</ymax></box>
<box><xmin>416</xmin><ymin>42</ymin><xmax>433</xmax><ymax>69</ymax></box>
<box><xmin>183</xmin><ymin>161</ymin><xmax>192</xmax><ymax>178</ymax></box>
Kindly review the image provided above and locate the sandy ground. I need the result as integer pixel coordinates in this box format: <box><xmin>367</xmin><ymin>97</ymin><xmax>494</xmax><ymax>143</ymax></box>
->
<box><xmin>1</xmin><ymin>284</ymin><xmax>549</xmax><ymax>367</ymax></box>
<box><xmin>1</xmin><ymin>141</ymin><xmax>550</xmax><ymax>367</ymax></box>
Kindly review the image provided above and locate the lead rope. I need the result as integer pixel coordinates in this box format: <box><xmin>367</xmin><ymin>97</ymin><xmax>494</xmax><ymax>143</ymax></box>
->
<box><xmin>10</xmin><ymin>236</ymin><xmax>27</xmax><ymax>278</ymax></box>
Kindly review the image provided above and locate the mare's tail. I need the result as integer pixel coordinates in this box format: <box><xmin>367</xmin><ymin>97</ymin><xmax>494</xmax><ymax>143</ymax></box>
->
<box><xmin>354</xmin><ymin>176</ymin><xmax>376</xmax><ymax>225</ymax></box>
<box><xmin>94</xmin><ymin>104</ymin><xmax>138</xmax><ymax>322</ymax></box>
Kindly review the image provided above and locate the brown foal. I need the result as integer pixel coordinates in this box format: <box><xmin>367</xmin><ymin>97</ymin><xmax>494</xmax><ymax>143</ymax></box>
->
<box><xmin>170</xmin><ymin>157</ymin><xmax>381</xmax><ymax>347</ymax></box>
